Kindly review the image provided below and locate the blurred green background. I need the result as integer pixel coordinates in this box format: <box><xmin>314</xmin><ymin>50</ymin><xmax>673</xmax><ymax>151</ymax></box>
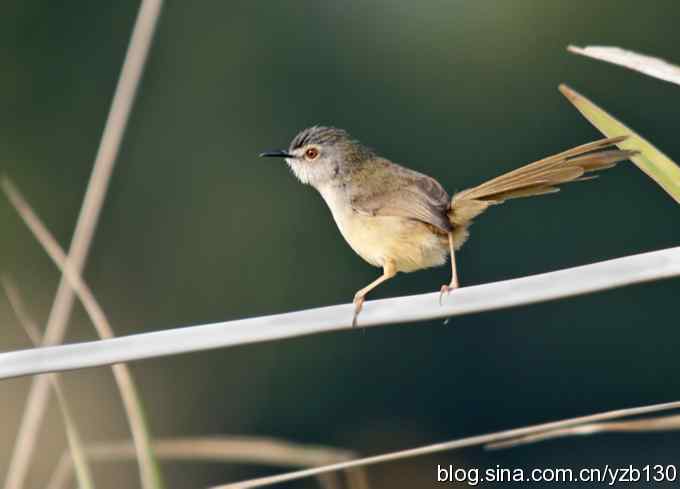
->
<box><xmin>1</xmin><ymin>1</ymin><xmax>679</xmax><ymax>487</ymax></box>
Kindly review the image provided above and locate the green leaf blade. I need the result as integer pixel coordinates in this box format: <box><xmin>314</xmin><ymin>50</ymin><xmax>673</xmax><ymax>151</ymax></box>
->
<box><xmin>559</xmin><ymin>84</ymin><xmax>680</xmax><ymax>204</ymax></box>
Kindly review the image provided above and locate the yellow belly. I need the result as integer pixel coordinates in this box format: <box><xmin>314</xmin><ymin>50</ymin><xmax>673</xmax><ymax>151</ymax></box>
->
<box><xmin>332</xmin><ymin>210</ymin><xmax>448</xmax><ymax>273</ymax></box>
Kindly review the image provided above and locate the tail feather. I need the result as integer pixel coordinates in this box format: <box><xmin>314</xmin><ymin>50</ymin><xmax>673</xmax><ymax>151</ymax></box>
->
<box><xmin>447</xmin><ymin>137</ymin><xmax>636</xmax><ymax>247</ymax></box>
<box><xmin>461</xmin><ymin>135</ymin><xmax>627</xmax><ymax>198</ymax></box>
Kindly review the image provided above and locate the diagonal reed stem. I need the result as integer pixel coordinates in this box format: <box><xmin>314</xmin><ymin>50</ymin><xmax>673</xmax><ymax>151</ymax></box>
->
<box><xmin>485</xmin><ymin>413</ymin><xmax>680</xmax><ymax>449</ymax></box>
<box><xmin>2</xmin><ymin>278</ymin><xmax>96</xmax><ymax>489</ymax></box>
<box><xmin>47</xmin><ymin>437</ymin><xmax>369</xmax><ymax>489</ymax></box>
<box><xmin>2</xmin><ymin>178</ymin><xmax>164</xmax><ymax>489</ymax></box>
<box><xmin>2</xmin><ymin>1</ymin><xmax>163</xmax><ymax>489</ymax></box>
<box><xmin>210</xmin><ymin>400</ymin><xmax>680</xmax><ymax>488</ymax></box>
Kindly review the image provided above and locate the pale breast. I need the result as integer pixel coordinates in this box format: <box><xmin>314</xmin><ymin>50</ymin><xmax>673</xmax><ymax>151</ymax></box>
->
<box><xmin>318</xmin><ymin>185</ymin><xmax>448</xmax><ymax>272</ymax></box>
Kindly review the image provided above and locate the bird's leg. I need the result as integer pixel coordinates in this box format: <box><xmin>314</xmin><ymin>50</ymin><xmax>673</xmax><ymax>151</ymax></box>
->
<box><xmin>439</xmin><ymin>232</ymin><xmax>459</xmax><ymax>304</ymax></box>
<box><xmin>352</xmin><ymin>260</ymin><xmax>397</xmax><ymax>328</ymax></box>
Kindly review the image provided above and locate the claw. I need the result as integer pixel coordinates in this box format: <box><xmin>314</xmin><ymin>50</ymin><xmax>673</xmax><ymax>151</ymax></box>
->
<box><xmin>439</xmin><ymin>283</ymin><xmax>459</xmax><ymax>305</ymax></box>
<box><xmin>352</xmin><ymin>295</ymin><xmax>365</xmax><ymax>328</ymax></box>
<box><xmin>439</xmin><ymin>284</ymin><xmax>450</xmax><ymax>305</ymax></box>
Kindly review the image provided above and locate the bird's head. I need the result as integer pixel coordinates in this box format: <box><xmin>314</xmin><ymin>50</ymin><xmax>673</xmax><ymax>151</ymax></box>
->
<box><xmin>260</xmin><ymin>126</ymin><xmax>371</xmax><ymax>188</ymax></box>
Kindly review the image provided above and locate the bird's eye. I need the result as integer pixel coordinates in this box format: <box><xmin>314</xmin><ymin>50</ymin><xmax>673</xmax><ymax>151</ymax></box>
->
<box><xmin>305</xmin><ymin>147</ymin><xmax>319</xmax><ymax>160</ymax></box>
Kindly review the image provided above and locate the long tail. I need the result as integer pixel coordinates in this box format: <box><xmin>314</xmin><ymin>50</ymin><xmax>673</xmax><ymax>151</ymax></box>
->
<box><xmin>447</xmin><ymin>136</ymin><xmax>636</xmax><ymax>248</ymax></box>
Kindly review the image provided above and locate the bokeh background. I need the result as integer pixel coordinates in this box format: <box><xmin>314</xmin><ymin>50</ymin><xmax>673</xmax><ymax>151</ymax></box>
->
<box><xmin>1</xmin><ymin>1</ymin><xmax>679</xmax><ymax>487</ymax></box>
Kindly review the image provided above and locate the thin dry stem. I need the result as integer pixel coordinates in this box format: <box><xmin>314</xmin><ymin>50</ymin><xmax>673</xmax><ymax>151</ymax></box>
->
<box><xmin>343</xmin><ymin>469</ymin><xmax>370</xmax><ymax>489</ymax></box>
<box><xmin>1</xmin><ymin>278</ymin><xmax>42</xmax><ymax>345</ymax></box>
<box><xmin>47</xmin><ymin>437</ymin><xmax>366</xmax><ymax>489</ymax></box>
<box><xmin>485</xmin><ymin>413</ymin><xmax>680</xmax><ymax>449</ymax></box>
<box><xmin>210</xmin><ymin>401</ymin><xmax>680</xmax><ymax>488</ymax></box>
<box><xmin>2</xmin><ymin>179</ymin><xmax>161</xmax><ymax>489</ymax></box>
<box><xmin>3</xmin><ymin>1</ymin><xmax>164</xmax><ymax>488</ymax></box>
<box><xmin>2</xmin><ymin>278</ymin><xmax>95</xmax><ymax>489</ymax></box>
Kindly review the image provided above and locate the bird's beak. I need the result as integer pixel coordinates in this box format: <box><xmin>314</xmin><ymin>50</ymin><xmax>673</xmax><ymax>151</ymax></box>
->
<box><xmin>259</xmin><ymin>149</ymin><xmax>293</xmax><ymax>158</ymax></box>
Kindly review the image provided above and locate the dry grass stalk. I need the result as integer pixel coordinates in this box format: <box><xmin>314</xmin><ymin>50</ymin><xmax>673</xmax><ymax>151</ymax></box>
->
<box><xmin>2</xmin><ymin>1</ymin><xmax>164</xmax><ymax>488</ymax></box>
<box><xmin>486</xmin><ymin>413</ymin><xmax>680</xmax><ymax>449</ymax></box>
<box><xmin>2</xmin><ymin>278</ymin><xmax>96</xmax><ymax>489</ymax></box>
<box><xmin>47</xmin><ymin>437</ymin><xmax>371</xmax><ymax>489</ymax></box>
<box><xmin>210</xmin><ymin>400</ymin><xmax>680</xmax><ymax>488</ymax></box>
<box><xmin>1</xmin><ymin>179</ymin><xmax>162</xmax><ymax>489</ymax></box>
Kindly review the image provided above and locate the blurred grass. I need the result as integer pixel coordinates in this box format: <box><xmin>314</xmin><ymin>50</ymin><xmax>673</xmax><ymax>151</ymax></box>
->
<box><xmin>2</xmin><ymin>177</ymin><xmax>164</xmax><ymax>489</ymax></box>
<box><xmin>1</xmin><ymin>1</ymin><xmax>165</xmax><ymax>488</ymax></box>
<box><xmin>48</xmin><ymin>437</ymin><xmax>370</xmax><ymax>489</ymax></box>
<box><xmin>212</xmin><ymin>400</ymin><xmax>680</xmax><ymax>488</ymax></box>
<box><xmin>2</xmin><ymin>278</ymin><xmax>95</xmax><ymax>489</ymax></box>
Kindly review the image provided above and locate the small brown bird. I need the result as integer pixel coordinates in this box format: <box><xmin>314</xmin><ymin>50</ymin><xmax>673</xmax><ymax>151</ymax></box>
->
<box><xmin>261</xmin><ymin>126</ymin><xmax>634</xmax><ymax>326</ymax></box>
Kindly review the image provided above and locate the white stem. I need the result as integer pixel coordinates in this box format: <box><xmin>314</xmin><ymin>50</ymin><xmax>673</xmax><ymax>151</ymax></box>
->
<box><xmin>0</xmin><ymin>246</ymin><xmax>677</xmax><ymax>380</ymax></box>
<box><xmin>568</xmin><ymin>45</ymin><xmax>680</xmax><ymax>86</ymax></box>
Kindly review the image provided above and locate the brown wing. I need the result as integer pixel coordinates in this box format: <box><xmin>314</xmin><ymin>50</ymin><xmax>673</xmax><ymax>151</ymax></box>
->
<box><xmin>350</xmin><ymin>158</ymin><xmax>452</xmax><ymax>232</ymax></box>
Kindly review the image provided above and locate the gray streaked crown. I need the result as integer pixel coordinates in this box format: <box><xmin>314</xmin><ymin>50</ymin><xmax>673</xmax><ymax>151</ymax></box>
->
<box><xmin>289</xmin><ymin>126</ymin><xmax>351</xmax><ymax>151</ymax></box>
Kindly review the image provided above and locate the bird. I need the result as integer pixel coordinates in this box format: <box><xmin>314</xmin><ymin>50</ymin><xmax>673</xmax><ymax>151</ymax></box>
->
<box><xmin>260</xmin><ymin>126</ymin><xmax>635</xmax><ymax>326</ymax></box>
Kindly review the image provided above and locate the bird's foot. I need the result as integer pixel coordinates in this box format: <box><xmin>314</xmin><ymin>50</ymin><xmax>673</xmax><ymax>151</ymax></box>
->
<box><xmin>352</xmin><ymin>293</ymin><xmax>365</xmax><ymax>328</ymax></box>
<box><xmin>439</xmin><ymin>282</ymin><xmax>459</xmax><ymax>305</ymax></box>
